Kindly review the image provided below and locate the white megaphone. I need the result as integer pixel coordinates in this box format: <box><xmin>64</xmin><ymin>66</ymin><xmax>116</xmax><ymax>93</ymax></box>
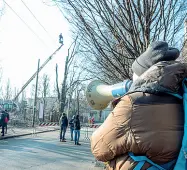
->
<box><xmin>85</xmin><ymin>79</ymin><xmax>132</xmax><ymax>110</ymax></box>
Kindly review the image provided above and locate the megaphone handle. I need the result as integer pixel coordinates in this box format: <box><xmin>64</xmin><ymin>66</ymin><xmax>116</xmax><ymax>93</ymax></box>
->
<box><xmin>111</xmin><ymin>80</ymin><xmax>132</xmax><ymax>98</ymax></box>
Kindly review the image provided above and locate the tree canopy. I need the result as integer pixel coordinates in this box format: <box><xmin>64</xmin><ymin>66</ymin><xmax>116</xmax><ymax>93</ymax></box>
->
<box><xmin>56</xmin><ymin>0</ymin><xmax>187</xmax><ymax>83</ymax></box>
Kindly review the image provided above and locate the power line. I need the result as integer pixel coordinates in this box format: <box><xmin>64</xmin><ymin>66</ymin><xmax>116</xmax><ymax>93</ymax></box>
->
<box><xmin>4</xmin><ymin>0</ymin><xmax>49</xmax><ymax>48</ymax></box>
<box><xmin>54</xmin><ymin>1</ymin><xmax>64</xmax><ymax>15</ymax></box>
<box><xmin>20</xmin><ymin>0</ymin><xmax>56</xmax><ymax>44</ymax></box>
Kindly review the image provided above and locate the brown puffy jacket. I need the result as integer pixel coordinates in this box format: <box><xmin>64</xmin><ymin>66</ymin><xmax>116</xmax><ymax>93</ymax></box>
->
<box><xmin>91</xmin><ymin>61</ymin><xmax>187</xmax><ymax>170</ymax></box>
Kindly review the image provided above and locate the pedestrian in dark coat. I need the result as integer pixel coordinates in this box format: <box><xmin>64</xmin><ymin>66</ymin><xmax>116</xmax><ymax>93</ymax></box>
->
<box><xmin>1</xmin><ymin>110</ymin><xmax>9</xmax><ymax>136</ymax></box>
<box><xmin>69</xmin><ymin>115</ymin><xmax>75</xmax><ymax>141</ymax></box>
<box><xmin>4</xmin><ymin>110</ymin><xmax>9</xmax><ymax>134</ymax></box>
<box><xmin>59</xmin><ymin>113</ymin><xmax>68</xmax><ymax>142</ymax></box>
<box><xmin>74</xmin><ymin>114</ymin><xmax>81</xmax><ymax>145</ymax></box>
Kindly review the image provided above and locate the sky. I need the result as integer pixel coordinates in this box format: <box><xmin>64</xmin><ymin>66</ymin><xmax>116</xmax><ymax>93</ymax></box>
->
<box><xmin>0</xmin><ymin>0</ymin><xmax>72</xmax><ymax>99</ymax></box>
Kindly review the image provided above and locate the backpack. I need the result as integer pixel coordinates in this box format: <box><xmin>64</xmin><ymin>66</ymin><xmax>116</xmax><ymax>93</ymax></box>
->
<box><xmin>173</xmin><ymin>78</ymin><xmax>187</xmax><ymax>170</ymax></box>
<box><xmin>127</xmin><ymin>78</ymin><xmax>187</xmax><ymax>170</ymax></box>
<box><xmin>5</xmin><ymin>116</ymin><xmax>8</xmax><ymax>123</ymax></box>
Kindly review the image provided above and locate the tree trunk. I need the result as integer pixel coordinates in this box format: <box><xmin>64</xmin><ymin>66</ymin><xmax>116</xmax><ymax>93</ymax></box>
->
<box><xmin>60</xmin><ymin>52</ymin><xmax>69</xmax><ymax>113</ymax></box>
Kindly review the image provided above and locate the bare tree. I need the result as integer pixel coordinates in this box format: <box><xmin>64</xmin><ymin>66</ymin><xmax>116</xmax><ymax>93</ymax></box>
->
<box><xmin>0</xmin><ymin>68</ymin><xmax>3</xmax><ymax>98</ymax></box>
<box><xmin>3</xmin><ymin>79</ymin><xmax>12</xmax><ymax>100</ymax></box>
<box><xmin>0</xmin><ymin>1</ymin><xmax>5</xmax><ymax>17</ymax></box>
<box><xmin>75</xmin><ymin>83</ymin><xmax>85</xmax><ymax>115</ymax></box>
<box><xmin>30</xmin><ymin>83</ymin><xmax>35</xmax><ymax>99</ymax></box>
<box><xmin>55</xmin><ymin>36</ymin><xmax>92</xmax><ymax>119</ymax></box>
<box><xmin>40</xmin><ymin>74</ymin><xmax>50</xmax><ymax>121</ymax></box>
<box><xmin>56</xmin><ymin>0</ymin><xmax>187</xmax><ymax>83</ymax></box>
<box><xmin>13</xmin><ymin>87</ymin><xmax>19</xmax><ymax>100</ymax></box>
<box><xmin>55</xmin><ymin>37</ymin><xmax>79</xmax><ymax>114</ymax></box>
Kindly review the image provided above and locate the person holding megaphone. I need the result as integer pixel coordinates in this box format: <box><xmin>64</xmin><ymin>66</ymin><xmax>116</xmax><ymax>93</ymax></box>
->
<box><xmin>91</xmin><ymin>41</ymin><xmax>186</xmax><ymax>170</ymax></box>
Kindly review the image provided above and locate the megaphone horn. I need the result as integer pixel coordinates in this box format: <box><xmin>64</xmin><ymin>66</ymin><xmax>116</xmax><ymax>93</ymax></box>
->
<box><xmin>85</xmin><ymin>79</ymin><xmax>132</xmax><ymax>110</ymax></box>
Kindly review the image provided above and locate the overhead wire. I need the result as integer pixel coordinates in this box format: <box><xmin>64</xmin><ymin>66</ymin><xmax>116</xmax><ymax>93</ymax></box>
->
<box><xmin>55</xmin><ymin>1</ymin><xmax>62</xmax><ymax>10</ymax></box>
<box><xmin>2</xmin><ymin>0</ymin><xmax>64</xmax><ymax>100</ymax></box>
<box><xmin>20</xmin><ymin>0</ymin><xmax>56</xmax><ymax>44</ymax></box>
<box><xmin>54</xmin><ymin>1</ymin><xmax>64</xmax><ymax>15</ymax></box>
<box><xmin>4</xmin><ymin>0</ymin><xmax>49</xmax><ymax>48</ymax></box>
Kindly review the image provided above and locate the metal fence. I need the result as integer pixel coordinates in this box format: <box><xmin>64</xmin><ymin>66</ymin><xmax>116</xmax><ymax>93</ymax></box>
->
<box><xmin>81</xmin><ymin>123</ymin><xmax>102</xmax><ymax>141</ymax></box>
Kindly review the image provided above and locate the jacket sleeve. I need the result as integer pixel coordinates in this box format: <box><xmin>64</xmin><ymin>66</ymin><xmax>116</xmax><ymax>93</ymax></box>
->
<box><xmin>91</xmin><ymin>95</ymin><xmax>134</xmax><ymax>162</ymax></box>
<box><xmin>69</xmin><ymin>119</ymin><xmax>73</xmax><ymax>125</ymax></box>
<box><xmin>66</xmin><ymin>118</ymin><xmax>68</xmax><ymax>127</ymax></box>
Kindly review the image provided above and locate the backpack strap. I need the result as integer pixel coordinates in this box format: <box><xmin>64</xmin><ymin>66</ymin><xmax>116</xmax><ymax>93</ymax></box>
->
<box><xmin>173</xmin><ymin>78</ymin><xmax>187</xmax><ymax>170</ymax></box>
<box><xmin>129</xmin><ymin>152</ymin><xmax>166</xmax><ymax>170</ymax></box>
<box><xmin>129</xmin><ymin>152</ymin><xmax>176</xmax><ymax>170</ymax></box>
<box><xmin>166</xmin><ymin>92</ymin><xmax>182</xmax><ymax>99</ymax></box>
<box><xmin>134</xmin><ymin>161</ymin><xmax>145</xmax><ymax>170</ymax></box>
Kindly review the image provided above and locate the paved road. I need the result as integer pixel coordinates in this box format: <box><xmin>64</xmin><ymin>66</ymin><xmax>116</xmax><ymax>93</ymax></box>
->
<box><xmin>0</xmin><ymin>131</ymin><xmax>103</xmax><ymax>170</ymax></box>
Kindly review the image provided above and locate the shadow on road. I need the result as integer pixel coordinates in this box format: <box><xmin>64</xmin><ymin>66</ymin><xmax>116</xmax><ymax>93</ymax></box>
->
<box><xmin>0</xmin><ymin>136</ymin><xmax>94</xmax><ymax>163</ymax></box>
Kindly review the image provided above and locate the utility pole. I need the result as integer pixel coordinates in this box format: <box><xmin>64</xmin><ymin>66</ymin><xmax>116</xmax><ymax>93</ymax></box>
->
<box><xmin>32</xmin><ymin>59</ymin><xmax>40</xmax><ymax>127</ymax></box>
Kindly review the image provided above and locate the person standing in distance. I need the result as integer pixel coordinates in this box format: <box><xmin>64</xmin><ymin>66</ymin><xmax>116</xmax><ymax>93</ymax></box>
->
<box><xmin>59</xmin><ymin>113</ymin><xmax>68</xmax><ymax>142</ymax></box>
<box><xmin>69</xmin><ymin>115</ymin><xmax>75</xmax><ymax>141</ymax></box>
<box><xmin>1</xmin><ymin>110</ymin><xmax>9</xmax><ymax>136</ymax></box>
<box><xmin>74</xmin><ymin>115</ymin><xmax>81</xmax><ymax>145</ymax></box>
<box><xmin>4</xmin><ymin>110</ymin><xmax>9</xmax><ymax>134</ymax></box>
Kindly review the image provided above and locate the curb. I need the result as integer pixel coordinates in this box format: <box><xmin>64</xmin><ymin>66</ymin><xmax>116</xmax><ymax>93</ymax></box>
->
<box><xmin>0</xmin><ymin>128</ymin><xmax>60</xmax><ymax>140</ymax></box>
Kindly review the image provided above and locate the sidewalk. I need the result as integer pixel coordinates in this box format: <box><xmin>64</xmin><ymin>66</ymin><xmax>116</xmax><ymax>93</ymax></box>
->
<box><xmin>0</xmin><ymin>125</ymin><xmax>60</xmax><ymax>140</ymax></box>
<box><xmin>0</xmin><ymin>125</ymin><xmax>96</xmax><ymax>140</ymax></box>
